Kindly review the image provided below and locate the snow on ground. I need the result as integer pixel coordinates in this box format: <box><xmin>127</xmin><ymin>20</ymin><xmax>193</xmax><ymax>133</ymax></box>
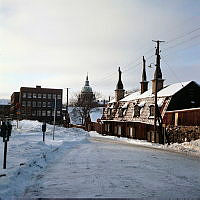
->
<box><xmin>0</xmin><ymin>99</ymin><xmax>10</xmax><ymax>105</ymax></box>
<box><xmin>89</xmin><ymin>131</ymin><xmax>200</xmax><ymax>157</ymax></box>
<box><xmin>0</xmin><ymin>120</ymin><xmax>89</xmax><ymax>199</ymax></box>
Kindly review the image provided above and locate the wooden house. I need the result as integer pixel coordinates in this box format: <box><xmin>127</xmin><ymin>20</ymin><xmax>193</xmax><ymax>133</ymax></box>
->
<box><xmin>101</xmin><ymin>58</ymin><xmax>200</xmax><ymax>143</ymax></box>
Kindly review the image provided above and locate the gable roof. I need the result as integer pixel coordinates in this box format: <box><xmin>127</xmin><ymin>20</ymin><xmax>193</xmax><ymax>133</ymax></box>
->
<box><xmin>119</xmin><ymin>81</ymin><xmax>193</xmax><ymax>102</ymax></box>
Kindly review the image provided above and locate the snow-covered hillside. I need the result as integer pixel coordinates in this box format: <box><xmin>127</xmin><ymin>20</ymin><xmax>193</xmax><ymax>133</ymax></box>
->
<box><xmin>0</xmin><ymin>120</ymin><xmax>89</xmax><ymax>199</ymax></box>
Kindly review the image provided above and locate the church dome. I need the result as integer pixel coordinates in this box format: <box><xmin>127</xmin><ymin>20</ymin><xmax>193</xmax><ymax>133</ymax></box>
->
<box><xmin>81</xmin><ymin>74</ymin><xmax>93</xmax><ymax>93</ymax></box>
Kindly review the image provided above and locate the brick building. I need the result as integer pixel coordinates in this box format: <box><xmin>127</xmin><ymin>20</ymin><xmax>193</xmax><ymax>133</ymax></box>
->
<box><xmin>11</xmin><ymin>86</ymin><xmax>63</xmax><ymax>124</ymax></box>
<box><xmin>0</xmin><ymin>99</ymin><xmax>11</xmax><ymax>120</ymax></box>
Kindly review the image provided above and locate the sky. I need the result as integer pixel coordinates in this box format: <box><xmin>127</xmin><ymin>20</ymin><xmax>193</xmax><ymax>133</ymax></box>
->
<box><xmin>0</xmin><ymin>0</ymin><xmax>200</xmax><ymax>102</ymax></box>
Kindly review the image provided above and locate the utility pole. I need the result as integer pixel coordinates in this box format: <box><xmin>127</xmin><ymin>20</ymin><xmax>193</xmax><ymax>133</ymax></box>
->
<box><xmin>65</xmin><ymin>88</ymin><xmax>70</xmax><ymax>128</ymax></box>
<box><xmin>53</xmin><ymin>97</ymin><xmax>56</xmax><ymax>140</ymax></box>
<box><xmin>65</xmin><ymin>88</ymin><xmax>70</xmax><ymax>113</ymax></box>
<box><xmin>152</xmin><ymin>40</ymin><xmax>165</xmax><ymax>144</ymax></box>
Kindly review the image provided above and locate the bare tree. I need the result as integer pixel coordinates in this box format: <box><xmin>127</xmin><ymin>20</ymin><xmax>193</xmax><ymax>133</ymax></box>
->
<box><xmin>69</xmin><ymin>91</ymin><xmax>99</xmax><ymax>125</ymax></box>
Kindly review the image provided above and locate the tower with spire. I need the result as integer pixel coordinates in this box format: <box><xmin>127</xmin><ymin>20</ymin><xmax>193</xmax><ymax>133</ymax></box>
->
<box><xmin>140</xmin><ymin>56</ymin><xmax>148</xmax><ymax>94</ymax></box>
<box><xmin>151</xmin><ymin>53</ymin><xmax>164</xmax><ymax>94</ymax></box>
<box><xmin>78</xmin><ymin>73</ymin><xmax>95</xmax><ymax>105</ymax></box>
<box><xmin>115</xmin><ymin>67</ymin><xmax>125</xmax><ymax>101</ymax></box>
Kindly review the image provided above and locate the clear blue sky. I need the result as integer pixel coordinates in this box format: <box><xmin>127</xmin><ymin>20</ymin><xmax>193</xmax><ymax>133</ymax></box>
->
<box><xmin>0</xmin><ymin>0</ymin><xmax>200</xmax><ymax>102</ymax></box>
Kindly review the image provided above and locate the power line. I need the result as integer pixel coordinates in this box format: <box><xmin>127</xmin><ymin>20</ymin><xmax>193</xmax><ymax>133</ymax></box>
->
<box><xmin>161</xmin><ymin>56</ymin><xmax>184</xmax><ymax>87</ymax></box>
<box><xmin>92</xmin><ymin>20</ymin><xmax>200</xmax><ymax>89</ymax></box>
<box><xmin>166</xmin><ymin>26</ymin><xmax>200</xmax><ymax>45</ymax></box>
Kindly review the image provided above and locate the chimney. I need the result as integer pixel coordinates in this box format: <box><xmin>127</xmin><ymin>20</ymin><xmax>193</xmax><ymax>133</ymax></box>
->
<box><xmin>36</xmin><ymin>85</ymin><xmax>41</xmax><ymax>88</ymax></box>
<box><xmin>140</xmin><ymin>56</ymin><xmax>148</xmax><ymax>94</ymax></box>
<box><xmin>115</xmin><ymin>67</ymin><xmax>125</xmax><ymax>101</ymax></box>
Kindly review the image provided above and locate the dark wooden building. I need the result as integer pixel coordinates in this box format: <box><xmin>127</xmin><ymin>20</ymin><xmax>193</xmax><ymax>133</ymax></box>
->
<box><xmin>101</xmin><ymin>57</ymin><xmax>200</xmax><ymax>143</ymax></box>
<box><xmin>11</xmin><ymin>86</ymin><xmax>63</xmax><ymax>124</ymax></box>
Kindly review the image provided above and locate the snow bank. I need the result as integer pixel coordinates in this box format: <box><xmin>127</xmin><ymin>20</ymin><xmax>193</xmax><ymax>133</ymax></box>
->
<box><xmin>0</xmin><ymin>120</ymin><xmax>89</xmax><ymax>199</ymax></box>
<box><xmin>89</xmin><ymin>131</ymin><xmax>200</xmax><ymax>157</ymax></box>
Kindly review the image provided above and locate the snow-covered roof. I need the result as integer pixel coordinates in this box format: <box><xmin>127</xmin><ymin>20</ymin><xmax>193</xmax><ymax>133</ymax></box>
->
<box><xmin>0</xmin><ymin>99</ymin><xmax>10</xmax><ymax>105</ymax></box>
<box><xmin>138</xmin><ymin>101</ymin><xmax>146</xmax><ymax>107</ymax></box>
<box><xmin>157</xmin><ymin>99</ymin><xmax>164</xmax><ymax>107</ymax></box>
<box><xmin>119</xmin><ymin>81</ymin><xmax>192</xmax><ymax>102</ymax></box>
<box><xmin>120</xmin><ymin>91</ymin><xmax>141</xmax><ymax>102</ymax></box>
<box><xmin>157</xmin><ymin>81</ymin><xmax>191</xmax><ymax>97</ymax></box>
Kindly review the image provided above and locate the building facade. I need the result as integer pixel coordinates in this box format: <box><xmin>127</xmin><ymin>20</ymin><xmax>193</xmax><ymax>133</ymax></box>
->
<box><xmin>0</xmin><ymin>99</ymin><xmax>11</xmax><ymax>120</ymax></box>
<box><xmin>11</xmin><ymin>86</ymin><xmax>63</xmax><ymax>124</ymax></box>
<box><xmin>101</xmin><ymin>57</ymin><xmax>200</xmax><ymax>143</ymax></box>
<box><xmin>78</xmin><ymin>74</ymin><xmax>96</xmax><ymax>106</ymax></box>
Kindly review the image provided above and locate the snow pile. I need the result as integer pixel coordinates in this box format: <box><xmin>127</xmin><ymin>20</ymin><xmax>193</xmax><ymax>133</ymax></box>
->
<box><xmin>89</xmin><ymin>131</ymin><xmax>200</xmax><ymax>156</ymax></box>
<box><xmin>0</xmin><ymin>120</ymin><xmax>89</xmax><ymax>199</ymax></box>
<box><xmin>162</xmin><ymin>139</ymin><xmax>200</xmax><ymax>156</ymax></box>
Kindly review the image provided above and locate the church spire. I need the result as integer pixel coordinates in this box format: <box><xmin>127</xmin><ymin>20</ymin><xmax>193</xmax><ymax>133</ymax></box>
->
<box><xmin>140</xmin><ymin>56</ymin><xmax>148</xmax><ymax>94</ymax></box>
<box><xmin>115</xmin><ymin>67</ymin><xmax>125</xmax><ymax>101</ymax></box>
<box><xmin>116</xmin><ymin>67</ymin><xmax>124</xmax><ymax>90</ymax></box>
<box><xmin>142</xmin><ymin>56</ymin><xmax>147</xmax><ymax>82</ymax></box>
<box><xmin>85</xmin><ymin>73</ymin><xmax>89</xmax><ymax>86</ymax></box>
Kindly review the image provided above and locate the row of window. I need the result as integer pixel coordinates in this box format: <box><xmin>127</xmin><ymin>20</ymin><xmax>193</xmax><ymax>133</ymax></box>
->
<box><xmin>21</xmin><ymin>101</ymin><xmax>61</xmax><ymax>108</ymax></box>
<box><xmin>22</xmin><ymin>92</ymin><xmax>61</xmax><ymax>100</ymax></box>
<box><xmin>107</xmin><ymin>105</ymin><xmax>155</xmax><ymax>117</ymax></box>
<box><xmin>21</xmin><ymin>110</ymin><xmax>61</xmax><ymax>117</ymax></box>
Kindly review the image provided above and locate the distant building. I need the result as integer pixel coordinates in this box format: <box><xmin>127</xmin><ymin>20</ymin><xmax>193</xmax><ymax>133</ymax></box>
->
<box><xmin>78</xmin><ymin>74</ymin><xmax>96</xmax><ymax>106</ymax></box>
<box><xmin>10</xmin><ymin>92</ymin><xmax>20</xmax><ymax>119</ymax></box>
<box><xmin>0</xmin><ymin>99</ymin><xmax>11</xmax><ymax>120</ymax></box>
<box><xmin>11</xmin><ymin>86</ymin><xmax>63</xmax><ymax>124</ymax></box>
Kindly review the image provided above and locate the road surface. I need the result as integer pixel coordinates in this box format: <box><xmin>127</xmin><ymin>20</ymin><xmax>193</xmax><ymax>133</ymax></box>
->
<box><xmin>24</xmin><ymin>137</ymin><xmax>200</xmax><ymax>198</ymax></box>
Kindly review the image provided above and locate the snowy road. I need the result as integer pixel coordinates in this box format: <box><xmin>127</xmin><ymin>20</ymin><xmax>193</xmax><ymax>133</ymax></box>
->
<box><xmin>24</xmin><ymin>137</ymin><xmax>200</xmax><ymax>198</ymax></box>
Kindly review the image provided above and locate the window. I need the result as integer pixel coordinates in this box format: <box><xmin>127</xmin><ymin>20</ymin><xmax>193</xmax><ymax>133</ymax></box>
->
<box><xmin>32</xmin><ymin>101</ymin><xmax>36</xmax><ymax>107</ymax></box>
<box><xmin>48</xmin><ymin>94</ymin><xmax>51</xmax><ymax>99</ymax></box>
<box><xmin>33</xmin><ymin>93</ymin><xmax>37</xmax><ymax>98</ymax></box>
<box><xmin>118</xmin><ymin>108</ymin><xmax>123</xmax><ymax>117</ymax></box>
<box><xmin>47</xmin><ymin>102</ymin><xmax>52</xmax><ymax>108</ymax></box>
<box><xmin>37</xmin><ymin>110</ymin><xmax>41</xmax><ymax>116</ymax></box>
<box><xmin>32</xmin><ymin>110</ymin><xmax>36</xmax><ymax>116</ymax></box>
<box><xmin>21</xmin><ymin>109</ymin><xmax>25</xmax><ymax>114</ymax></box>
<box><xmin>107</xmin><ymin>109</ymin><xmax>111</xmax><ymax>116</ymax></box>
<box><xmin>47</xmin><ymin>110</ymin><xmax>51</xmax><ymax>116</ymax></box>
<box><xmin>53</xmin><ymin>94</ymin><xmax>56</xmax><ymax>99</ymax></box>
<box><xmin>134</xmin><ymin>105</ymin><xmax>140</xmax><ymax>117</ymax></box>
<box><xmin>38</xmin><ymin>94</ymin><xmax>42</xmax><ymax>98</ymax></box>
<box><xmin>52</xmin><ymin>110</ymin><xmax>55</xmax><ymax>116</ymax></box>
<box><xmin>57</xmin><ymin>111</ymin><xmax>61</xmax><ymax>116</ymax></box>
<box><xmin>22</xmin><ymin>101</ymin><xmax>26</xmax><ymax>107</ymax></box>
<box><xmin>22</xmin><ymin>93</ymin><xmax>26</xmax><ymax>98</ymax></box>
<box><xmin>27</xmin><ymin>101</ymin><xmax>31</xmax><ymax>107</ymax></box>
<box><xmin>42</xmin><ymin>110</ymin><xmax>46</xmax><ymax>116</ymax></box>
<box><xmin>27</xmin><ymin>93</ymin><xmax>32</xmax><ymax>98</ymax></box>
<box><xmin>42</xmin><ymin>102</ymin><xmax>46</xmax><ymax>107</ymax></box>
<box><xmin>37</xmin><ymin>101</ymin><xmax>41</xmax><ymax>107</ymax></box>
<box><xmin>107</xmin><ymin>124</ymin><xmax>110</xmax><ymax>132</ymax></box>
<box><xmin>149</xmin><ymin>105</ymin><xmax>155</xmax><ymax>117</ymax></box>
<box><xmin>57</xmin><ymin>94</ymin><xmax>61</xmax><ymax>99</ymax></box>
<box><xmin>43</xmin><ymin>94</ymin><xmax>46</xmax><ymax>98</ymax></box>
